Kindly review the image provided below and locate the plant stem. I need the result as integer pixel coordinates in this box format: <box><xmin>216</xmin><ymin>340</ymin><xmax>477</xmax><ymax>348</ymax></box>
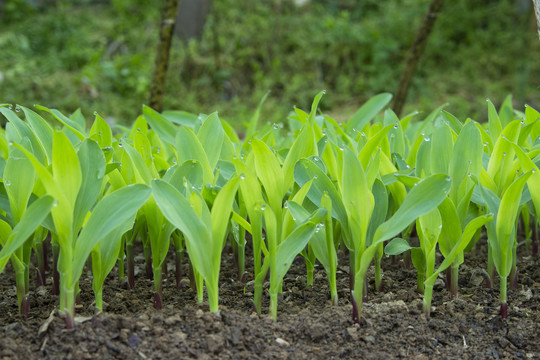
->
<box><xmin>423</xmin><ymin>281</ymin><xmax>434</xmax><ymax>318</ymax></box>
<box><xmin>153</xmin><ymin>265</ymin><xmax>163</xmax><ymax>310</ymax></box>
<box><xmin>207</xmin><ymin>275</ymin><xmax>220</xmax><ymax>313</ymax></box>
<box><xmin>52</xmin><ymin>241</ymin><xmax>60</xmax><ymax>296</ymax></box>
<box><xmin>417</xmin><ymin>270</ymin><xmax>425</xmax><ymax>294</ymax></box>
<box><xmin>510</xmin><ymin>242</ymin><xmax>519</xmax><ymax>290</ymax></box>
<box><xmin>126</xmin><ymin>240</ymin><xmax>135</xmax><ymax>290</ymax></box>
<box><xmin>486</xmin><ymin>244</ymin><xmax>494</xmax><ymax>288</ymax></box>
<box><xmin>352</xmin><ymin>272</ymin><xmax>364</xmax><ymax>323</ymax></box>
<box><xmin>175</xmin><ymin>248</ymin><xmax>183</xmax><ymax>289</ymax></box>
<box><xmin>374</xmin><ymin>243</ymin><xmax>384</xmax><ymax>292</ymax></box>
<box><xmin>306</xmin><ymin>245</ymin><xmax>315</xmax><ymax>287</ymax></box>
<box><xmin>95</xmin><ymin>288</ymin><xmax>103</xmax><ymax>312</ymax></box>
<box><xmin>450</xmin><ymin>262</ymin><xmax>459</xmax><ymax>299</ymax></box>
<box><xmin>500</xmin><ymin>275</ymin><xmax>508</xmax><ymax>319</ymax></box>
<box><xmin>117</xmin><ymin>235</ymin><xmax>125</xmax><ymax>283</ymax></box>
<box><xmin>270</xmin><ymin>292</ymin><xmax>278</xmax><ymax>321</ymax></box>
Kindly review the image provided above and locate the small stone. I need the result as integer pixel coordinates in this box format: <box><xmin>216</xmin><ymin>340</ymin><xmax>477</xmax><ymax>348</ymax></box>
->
<box><xmin>172</xmin><ymin>331</ymin><xmax>187</xmax><ymax>342</ymax></box>
<box><xmin>363</xmin><ymin>335</ymin><xmax>376</xmax><ymax>344</ymax></box>
<box><xmin>519</xmin><ymin>288</ymin><xmax>533</xmax><ymax>301</ymax></box>
<box><xmin>276</xmin><ymin>338</ymin><xmax>290</xmax><ymax>347</ymax></box>
<box><xmin>207</xmin><ymin>334</ymin><xmax>224</xmax><ymax>353</ymax></box>
<box><xmin>433</xmin><ymin>278</ymin><xmax>445</xmax><ymax>290</ymax></box>
<box><xmin>128</xmin><ymin>333</ymin><xmax>140</xmax><ymax>348</ymax></box>
<box><xmin>165</xmin><ymin>314</ymin><xmax>182</xmax><ymax>325</ymax></box>
<box><xmin>346</xmin><ymin>327</ymin><xmax>359</xmax><ymax>341</ymax></box>
<box><xmin>195</xmin><ymin>309</ymin><xmax>204</xmax><ymax>318</ymax></box>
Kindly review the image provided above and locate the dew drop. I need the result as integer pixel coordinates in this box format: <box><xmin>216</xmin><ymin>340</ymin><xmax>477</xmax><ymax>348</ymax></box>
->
<box><xmin>406</xmin><ymin>165</ymin><xmax>411</xmax><ymax>169</ymax></box>
<box><xmin>424</xmin><ymin>137</ymin><xmax>431</xmax><ymax>142</ymax></box>
<box><xmin>53</xmin><ymin>200</ymin><xmax>59</xmax><ymax>207</ymax></box>
<box><xmin>15</xmin><ymin>107</ymin><xmax>21</xmax><ymax>113</ymax></box>
<box><xmin>521</xmin><ymin>120</ymin><xmax>525</xmax><ymax>125</ymax></box>
<box><xmin>191</xmin><ymin>186</ymin><xmax>196</xmax><ymax>190</ymax></box>
<box><xmin>314</xmin><ymin>175</ymin><xmax>318</xmax><ymax>179</ymax></box>
<box><xmin>284</xmin><ymin>203</ymin><xmax>288</xmax><ymax>209</ymax></box>
<box><xmin>503</xmin><ymin>152</ymin><xmax>507</xmax><ymax>157</ymax></box>
<box><xmin>319</xmin><ymin>222</ymin><xmax>325</xmax><ymax>228</ymax></box>
<box><xmin>313</xmin><ymin>156</ymin><xmax>320</xmax><ymax>162</ymax></box>
<box><xmin>322</xmin><ymin>89</ymin><xmax>327</xmax><ymax>94</ymax></box>
<box><xmin>261</xmin><ymin>204</ymin><xmax>266</xmax><ymax>211</ymax></box>
<box><xmin>360</xmin><ymin>132</ymin><xmax>366</xmax><ymax>137</ymax></box>
<box><xmin>445</xmin><ymin>176</ymin><xmax>451</xmax><ymax>182</ymax></box>
<box><xmin>94</xmin><ymin>111</ymin><xmax>98</xmax><ymax>116</ymax></box>
<box><xmin>118</xmin><ymin>143</ymin><xmax>123</xmax><ymax>148</ymax></box>
<box><xmin>390</xmin><ymin>134</ymin><xmax>395</xmax><ymax>138</ymax></box>
<box><xmin>8</xmin><ymin>141</ymin><xmax>13</xmax><ymax>146</ymax></box>
<box><xmin>248</xmin><ymin>140</ymin><xmax>252</xmax><ymax>145</ymax></box>
<box><xmin>394</xmin><ymin>123</ymin><xmax>399</xmax><ymax>129</ymax></box>
<box><xmin>273</xmin><ymin>123</ymin><xmax>279</xmax><ymax>130</ymax></box>
<box><xmin>4</xmin><ymin>180</ymin><xmax>10</xmax><ymax>187</ymax></box>
<box><xmin>8</xmin><ymin>105</ymin><xmax>13</xmax><ymax>110</ymax></box>
<box><xmin>240</xmin><ymin>173</ymin><xmax>246</xmax><ymax>180</ymax></box>
<box><xmin>322</xmin><ymin>130</ymin><xmax>327</xmax><ymax>136</ymax></box>
<box><xmin>533</xmin><ymin>169</ymin><xmax>537</xmax><ymax>174</ymax></box>
<box><xmin>352</xmin><ymin>128</ymin><xmax>357</xmax><ymax>132</ymax></box>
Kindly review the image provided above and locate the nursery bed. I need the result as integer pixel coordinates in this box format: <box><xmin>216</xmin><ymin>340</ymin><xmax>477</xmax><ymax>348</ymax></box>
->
<box><xmin>0</xmin><ymin>243</ymin><xmax>538</xmax><ymax>359</ymax></box>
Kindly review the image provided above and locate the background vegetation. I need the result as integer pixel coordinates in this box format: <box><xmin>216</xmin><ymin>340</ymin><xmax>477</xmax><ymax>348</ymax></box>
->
<box><xmin>0</xmin><ymin>0</ymin><xmax>539</xmax><ymax>127</ymax></box>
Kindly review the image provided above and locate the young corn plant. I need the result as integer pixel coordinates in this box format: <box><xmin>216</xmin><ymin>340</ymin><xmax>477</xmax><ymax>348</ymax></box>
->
<box><xmin>16</xmin><ymin>130</ymin><xmax>151</xmax><ymax>328</ymax></box>
<box><xmin>152</xmin><ymin>176</ymin><xmax>239</xmax><ymax>313</ymax></box>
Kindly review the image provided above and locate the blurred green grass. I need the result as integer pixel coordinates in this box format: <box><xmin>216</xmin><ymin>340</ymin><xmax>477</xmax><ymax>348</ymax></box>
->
<box><xmin>1</xmin><ymin>0</ymin><xmax>539</xmax><ymax>128</ymax></box>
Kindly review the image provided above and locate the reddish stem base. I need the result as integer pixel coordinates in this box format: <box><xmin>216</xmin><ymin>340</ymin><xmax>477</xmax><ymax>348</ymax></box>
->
<box><xmin>351</xmin><ymin>291</ymin><xmax>359</xmax><ymax>324</ymax></box>
<box><xmin>500</xmin><ymin>302</ymin><xmax>508</xmax><ymax>319</ymax></box>
<box><xmin>154</xmin><ymin>292</ymin><xmax>163</xmax><ymax>310</ymax></box>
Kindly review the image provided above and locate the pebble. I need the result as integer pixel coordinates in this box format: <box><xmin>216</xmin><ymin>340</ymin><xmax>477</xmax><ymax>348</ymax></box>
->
<box><xmin>276</xmin><ymin>338</ymin><xmax>290</xmax><ymax>347</ymax></box>
<box><xmin>207</xmin><ymin>333</ymin><xmax>224</xmax><ymax>353</ymax></box>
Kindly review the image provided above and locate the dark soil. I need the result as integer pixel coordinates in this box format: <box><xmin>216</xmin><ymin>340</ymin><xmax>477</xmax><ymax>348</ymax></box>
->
<box><xmin>0</xmin><ymin>239</ymin><xmax>539</xmax><ymax>359</ymax></box>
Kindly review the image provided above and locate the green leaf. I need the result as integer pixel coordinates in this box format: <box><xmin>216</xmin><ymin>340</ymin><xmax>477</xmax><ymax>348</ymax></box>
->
<box><xmin>20</xmin><ymin>106</ymin><xmax>54</xmax><ymax>163</ymax></box>
<box><xmin>283</xmin><ymin>124</ymin><xmax>316</xmax><ymax>190</ymax></box>
<box><xmin>274</xmin><ymin>208</ymin><xmax>327</xmax><ymax>283</ymax></box>
<box><xmin>426</xmin><ymin>214</ymin><xmax>493</xmax><ymax>283</ymax></box>
<box><xmin>143</xmin><ymin>105</ymin><xmax>177</xmax><ymax>145</ymax></box>
<box><xmin>494</xmin><ymin>171</ymin><xmax>533</xmax><ymax>276</ymax></box>
<box><xmin>53</xmin><ymin>131</ymin><xmax>82</xmax><ymax>207</ymax></box>
<box><xmin>176</xmin><ymin>127</ymin><xmax>214</xmax><ymax>184</ymax></box>
<box><xmin>72</xmin><ymin>184</ymin><xmax>151</xmax><ymax>282</ymax></box>
<box><xmin>251</xmin><ymin>139</ymin><xmax>284</xmax><ymax>214</ymax></box>
<box><xmin>211</xmin><ymin>177</ymin><xmax>240</xmax><ymax>250</ymax></box>
<box><xmin>373</xmin><ymin>174</ymin><xmax>452</xmax><ymax>245</ymax></box>
<box><xmin>4</xmin><ymin>146</ymin><xmax>35</xmax><ymax>224</ymax></box>
<box><xmin>35</xmin><ymin>105</ymin><xmax>86</xmax><ymax>140</ymax></box>
<box><xmin>384</xmin><ymin>238</ymin><xmax>413</xmax><ymax>255</ymax></box>
<box><xmin>246</xmin><ymin>91</ymin><xmax>270</xmax><ymax>139</ymax></box>
<box><xmin>0</xmin><ymin>195</ymin><xmax>54</xmax><ymax>273</ymax></box>
<box><xmin>73</xmin><ymin>140</ymin><xmax>106</xmax><ymax>232</ymax></box>
<box><xmin>346</xmin><ymin>93</ymin><xmax>393</xmax><ymax>132</ymax></box>
<box><xmin>152</xmin><ymin>179</ymin><xmax>213</xmax><ymax>279</ymax></box>
<box><xmin>294</xmin><ymin>158</ymin><xmax>347</xmax><ymax>226</ymax></box>
<box><xmin>198</xmin><ymin>113</ymin><xmax>224</xmax><ymax>171</ymax></box>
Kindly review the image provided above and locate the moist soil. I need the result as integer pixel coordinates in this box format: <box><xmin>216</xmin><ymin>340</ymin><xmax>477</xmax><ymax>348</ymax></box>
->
<box><xmin>0</xmin><ymin>239</ymin><xmax>539</xmax><ymax>359</ymax></box>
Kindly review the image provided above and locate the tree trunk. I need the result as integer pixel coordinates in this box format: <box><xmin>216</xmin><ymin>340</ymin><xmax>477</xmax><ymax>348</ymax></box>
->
<box><xmin>392</xmin><ymin>0</ymin><xmax>445</xmax><ymax>117</ymax></box>
<box><xmin>149</xmin><ymin>0</ymin><xmax>181</xmax><ymax>112</ymax></box>
<box><xmin>533</xmin><ymin>0</ymin><xmax>540</xmax><ymax>38</ymax></box>
<box><xmin>174</xmin><ymin>0</ymin><xmax>212</xmax><ymax>41</ymax></box>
